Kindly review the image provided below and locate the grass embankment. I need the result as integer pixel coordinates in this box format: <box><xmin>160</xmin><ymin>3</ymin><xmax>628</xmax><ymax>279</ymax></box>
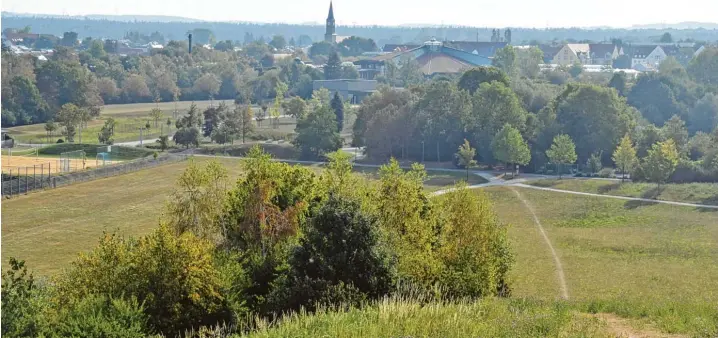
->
<box><xmin>37</xmin><ymin>143</ymin><xmax>154</xmax><ymax>160</ymax></box>
<box><xmin>487</xmin><ymin>186</ymin><xmax>718</xmax><ymax>336</ymax></box>
<box><xmin>528</xmin><ymin>178</ymin><xmax>718</xmax><ymax>206</ymax></box>
<box><xmin>245</xmin><ymin>297</ymin><xmax>607</xmax><ymax>337</ymax></box>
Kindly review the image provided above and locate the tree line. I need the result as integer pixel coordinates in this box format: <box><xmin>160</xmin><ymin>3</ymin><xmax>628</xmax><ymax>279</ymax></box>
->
<box><xmin>2</xmin><ymin>148</ymin><xmax>512</xmax><ymax>336</ymax></box>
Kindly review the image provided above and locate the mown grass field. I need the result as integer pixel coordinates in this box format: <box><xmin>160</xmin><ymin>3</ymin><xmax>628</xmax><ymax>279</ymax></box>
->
<box><xmin>528</xmin><ymin>178</ymin><xmax>718</xmax><ymax>206</ymax></box>
<box><xmin>1</xmin><ymin>156</ymin><xmax>481</xmax><ymax>276</ymax></box>
<box><xmin>486</xmin><ymin>186</ymin><xmax>718</xmax><ymax>336</ymax></box>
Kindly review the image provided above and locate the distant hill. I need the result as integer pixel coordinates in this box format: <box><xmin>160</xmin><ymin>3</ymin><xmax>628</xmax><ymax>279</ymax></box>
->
<box><xmin>2</xmin><ymin>12</ymin><xmax>203</xmax><ymax>23</ymax></box>
<box><xmin>632</xmin><ymin>22</ymin><xmax>718</xmax><ymax>30</ymax></box>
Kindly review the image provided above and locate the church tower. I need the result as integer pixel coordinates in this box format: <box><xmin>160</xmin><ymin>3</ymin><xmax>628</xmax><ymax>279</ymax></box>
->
<box><xmin>324</xmin><ymin>1</ymin><xmax>336</xmax><ymax>43</ymax></box>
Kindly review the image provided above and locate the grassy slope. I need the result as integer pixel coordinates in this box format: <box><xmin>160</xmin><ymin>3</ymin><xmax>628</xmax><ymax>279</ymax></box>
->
<box><xmin>244</xmin><ymin>297</ymin><xmax>607</xmax><ymax>338</ymax></box>
<box><xmin>528</xmin><ymin>178</ymin><xmax>718</xmax><ymax>206</ymax></box>
<box><xmin>1</xmin><ymin>157</ymin><xmax>247</xmax><ymax>275</ymax></box>
<box><xmin>486</xmin><ymin>186</ymin><xmax>718</xmax><ymax>336</ymax></box>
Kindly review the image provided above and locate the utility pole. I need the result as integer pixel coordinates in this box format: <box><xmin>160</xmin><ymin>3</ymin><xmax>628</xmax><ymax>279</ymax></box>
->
<box><xmin>421</xmin><ymin>141</ymin><xmax>425</xmax><ymax>163</ymax></box>
<box><xmin>138</xmin><ymin>127</ymin><xmax>145</xmax><ymax>145</ymax></box>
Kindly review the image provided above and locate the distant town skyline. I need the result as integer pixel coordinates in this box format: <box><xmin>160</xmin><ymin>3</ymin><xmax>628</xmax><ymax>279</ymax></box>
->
<box><xmin>3</xmin><ymin>0</ymin><xmax>717</xmax><ymax>29</ymax></box>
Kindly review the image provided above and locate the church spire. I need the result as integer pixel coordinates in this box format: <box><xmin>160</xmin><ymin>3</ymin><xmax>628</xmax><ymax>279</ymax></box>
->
<box><xmin>327</xmin><ymin>1</ymin><xmax>335</xmax><ymax>21</ymax></box>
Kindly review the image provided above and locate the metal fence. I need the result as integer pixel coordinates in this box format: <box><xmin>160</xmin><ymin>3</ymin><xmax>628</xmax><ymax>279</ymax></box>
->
<box><xmin>2</xmin><ymin>163</ymin><xmax>53</xmax><ymax>196</ymax></box>
<box><xmin>2</xmin><ymin>154</ymin><xmax>189</xmax><ymax>198</ymax></box>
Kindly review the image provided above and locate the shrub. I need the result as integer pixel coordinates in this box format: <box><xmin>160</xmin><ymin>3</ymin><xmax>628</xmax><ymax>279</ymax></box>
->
<box><xmin>436</xmin><ymin>184</ymin><xmax>513</xmax><ymax>298</ymax></box>
<box><xmin>56</xmin><ymin>138</ymin><xmax>64</xmax><ymax>143</ymax></box>
<box><xmin>598</xmin><ymin>168</ymin><xmax>615</xmax><ymax>178</ymax></box>
<box><xmin>272</xmin><ymin>196</ymin><xmax>395</xmax><ymax>312</ymax></box>
<box><xmin>669</xmin><ymin>159</ymin><xmax>718</xmax><ymax>183</ymax></box>
<box><xmin>53</xmin><ymin>225</ymin><xmax>231</xmax><ymax>336</ymax></box>
<box><xmin>52</xmin><ymin>296</ymin><xmax>148</xmax><ymax>337</ymax></box>
<box><xmin>1</xmin><ymin>258</ymin><xmax>46</xmax><ymax>337</ymax></box>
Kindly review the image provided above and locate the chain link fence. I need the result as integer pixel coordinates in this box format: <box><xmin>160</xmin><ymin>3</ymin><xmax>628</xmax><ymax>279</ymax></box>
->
<box><xmin>2</xmin><ymin>154</ymin><xmax>189</xmax><ymax>198</ymax></box>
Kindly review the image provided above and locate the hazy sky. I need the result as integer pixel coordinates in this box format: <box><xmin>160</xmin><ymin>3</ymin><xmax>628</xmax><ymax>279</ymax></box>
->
<box><xmin>3</xmin><ymin>0</ymin><xmax>717</xmax><ymax>28</ymax></box>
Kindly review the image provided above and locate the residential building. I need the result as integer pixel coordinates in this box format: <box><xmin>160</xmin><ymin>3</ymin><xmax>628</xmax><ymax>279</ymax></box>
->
<box><xmin>626</xmin><ymin>45</ymin><xmax>666</xmax><ymax>69</ymax></box>
<box><xmin>538</xmin><ymin>44</ymin><xmax>562</xmax><ymax>63</ymax></box>
<box><xmin>552</xmin><ymin>44</ymin><xmax>590</xmax><ymax>65</ymax></box>
<box><xmin>588</xmin><ymin>44</ymin><xmax>622</xmax><ymax>65</ymax></box>
<box><xmin>355</xmin><ymin>38</ymin><xmax>492</xmax><ymax>78</ymax></box>
<box><xmin>313</xmin><ymin>79</ymin><xmax>377</xmax><ymax>104</ymax></box>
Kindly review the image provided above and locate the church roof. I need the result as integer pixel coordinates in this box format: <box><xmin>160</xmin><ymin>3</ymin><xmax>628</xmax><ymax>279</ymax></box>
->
<box><xmin>372</xmin><ymin>42</ymin><xmax>491</xmax><ymax>75</ymax></box>
<box><xmin>327</xmin><ymin>1</ymin><xmax>335</xmax><ymax>20</ymax></box>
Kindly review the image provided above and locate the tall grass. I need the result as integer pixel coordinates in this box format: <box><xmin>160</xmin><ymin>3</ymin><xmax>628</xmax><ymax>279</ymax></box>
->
<box><xmin>243</xmin><ymin>296</ymin><xmax>607</xmax><ymax>338</ymax></box>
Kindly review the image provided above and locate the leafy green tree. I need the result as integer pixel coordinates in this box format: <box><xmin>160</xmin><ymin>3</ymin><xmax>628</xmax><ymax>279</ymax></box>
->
<box><xmin>548</xmin><ymin>84</ymin><xmax>635</xmax><ymax>163</ymax></box>
<box><xmin>2</xmin><ymin>76</ymin><xmax>49</xmax><ymax>125</ymax></box>
<box><xmin>324</xmin><ymin>51</ymin><xmax>342</xmax><ymax>80</ymax></box>
<box><xmin>97</xmin><ymin>118</ymin><xmax>116</xmax><ymax>145</ymax></box>
<box><xmin>492</xmin><ymin>45</ymin><xmax>517</xmax><ymax>76</ymax></box>
<box><xmin>568</xmin><ymin>63</ymin><xmax>583</xmax><ymax>78</ymax></box>
<box><xmin>210</xmin><ymin>124</ymin><xmax>234</xmax><ymax>145</ymax></box>
<box><xmin>627</xmin><ymin>73</ymin><xmax>684</xmax><ymax>125</ymax></box>
<box><xmin>546</xmin><ymin>134</ymin><xmax>578</xmax><ymax>178</ymax></box>
<box><xmin>586</xmin><ymin>152</ymin><xmax>603</xmax><ymax>174</ymax></box>
<box><xmin>688</xmin><ymin>46</ymin><xmax>718</xmax><ymax>86</ymax></box>
<box><xmin>240</xmin><ymin>105</ymin><xmax>254</xmax><ymax>143</ymax></box>
<box><xmin>661</xmin><ymin>115</ymin><xmax>689</xmax><ymax>154</ymax></box>
<box><xmin>637</xmin><ymin>124</ymin><xmax>665</xmax><ymax>157</ymax></box>
<box><xmin>337</xmin><ymin>36</ymin><xmax>378</xmax><ymax>56</ymax></box>
<box><xmin>273</xmin><ymin>196</ymin><xmax>395</xmax><ymax>312</ymax></box>
<box><xmin>284</xmin><ymin>96</ymin><xmax>306</xmax><ymax>120</ymax></box>
<box><xmin>293</xmin><ymin>105</ymin><xmax>342</xmax><ymax>159</ymax></box>
<box><xmin>173</xmin><ymin>127</ymin><xmax>200</xmax><ymax>148</ymax></box>
<box><xmin>660</xmin><ymin>32</ymin><xmax>673</xmax><ymax>43</ymax></box>
<box><xmin>331</xmin><ymin>91</ymin><xmax>344</xmax><ymax>132</ymax></box>
<box><xmin>121</xmin><ymin>74</ymin><xmax>152</xmax><ymax>103</ymax></box>
<box><xmin>641</xmin><ymin>139</ymin><xmax>679</xmax><ymax>186</ymax></box>
<box><xmin>51</xmin><ymin>295</ymin><xmax>148</xmax><ymax>337</ymax></box>
<box><xmin>466</xmin><ymin>81</ymin><xmax>528</xmax><ymax>162</ymax></box>
<box><xmin>150</xmin><ymin>107</ymin><xmax>163</xmax><ymax>128</ymax></box>
<box><xmin>397</xmin><ymin>55</ymin><xmax>424</xmax><ymax>86</ymax></box>
<box><xmin>56</xmin><ymin>103</ymin><xmax>83</xmax><ymax>142</ymax></box>
<box><xmin>491</xmin><ymin>124</ymin><xmax>531</xmax><ymax>175</ymax></box>
<box><xmin>457</xmin><ymin>67</ymin><xmax>509</xmax><ymax>95</ymax></box>
<box><xmin>436</xmin><ymin>184</ymin><xmax>512</xmax><ymax>298</ymax></box>
<box><xmin>88</xmin><ymin>39</ymin><xmax>106</xmax><ymax>59</ymax></box>
<box><xmin>269</xmin><ymin>35</ymin><xmax>287</xmax><ymax>50</ymax></box>
<box><xmin>687</xmin><ymin>93</ymin><xmax>718</xmax><ymax>134</ymax></box>
<box><xmin>44</xmin><ymin>120</ymin><xmax>57</xmax><ymax>143</ymax></box>
<box><xmin>515</xmin><ymin>46</ymin><xmax>544</xmax><ymax>79</ymax></box>
<box><xmin>377</xmin><ymin>159</ymin><xmax>440</xmax><ymax>286</ymax></box>
<box><xmin>193</xmin><ymin>73</ymin><xmax>221</xmax><ymax>101</ymax></box>
<box><xmin>270</xmin><ymin>82</ymin><xmax>287</xmax><ymax>128</ymax></box>
<box><xmin>156</xmin><ymin>135</ymin><xmax>170</xmax><ymax>151</ymax></box>
<box><xmin>612</xmin><ymin>134</ymin><xmax>638</xmax><ymax>182</ymax></box>
<box><xmin>455</xmin><ymin>139</ymin><xmax>478</xmax><ymax>180</ymax></box>
<box><xmin>608</xmin><ymin>71</ymin><xmax>628</xmax><ymax>96</ymax></box>
<box><xmin>166</xmin><ymin>159</ymin><xmax>228</xmax><ymax>238</ymax></box>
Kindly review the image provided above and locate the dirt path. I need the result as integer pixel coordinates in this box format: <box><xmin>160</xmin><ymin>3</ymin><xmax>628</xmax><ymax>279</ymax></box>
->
<box><xmin>592</xmin><ymin>313</ymin><xmax>687</xmax><ymax>338</ymax></box>
<box><xmin>510</xmin><ymin>187</ymin><xmax>570</xmax><ymax>300</ymax></box>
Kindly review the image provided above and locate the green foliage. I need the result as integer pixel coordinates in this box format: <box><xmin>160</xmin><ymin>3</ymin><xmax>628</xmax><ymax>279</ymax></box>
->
<box><xmin>661</xmin><ymin>115</ymin><xmax>689</xmax><ymax>153</ymax></box>
<box><xmin>52</xmin><ymin>295</ymin><xmax>148</xmax><ymax>337</ymax></box>
<box><xmin>688</xmin><ymin>46</ymin><xmax>718</xmax><ymax>87</ymax></box>
<box><xmin>568</xmin><ymin>63</ymin><xmax>583</xmax><ymax>78</ymax></box>
<box><xmin>436</xmin><ymin>185</ymin><xmax>512</xmax><ymax>297</ymax></box>
<box><xmin>612</xmin><ymin>135</ymin><xmax>638</xmax><ymax>179</ymax></box>
<box><xmin>324</xmin><ymin>52</ymin><xmax>342</xmax><ymax>80</ymax></box>
<box><xmin>548</xmin><ymin>84</ymin><xmax>635</xmax><ymax>163</ymax></box>
<box><xmin>608</xmin><ymin>71</ymin><xmax>628</xmax><ymax>96</ymax></box>
<box><xmin>585</xmin><ymin>152</ymin><xmax>603</xmax><ymax>174</ymax></box>
<box><xmin>467</xmin><ymin>81</ymin><xmax>528</xmax><ymax>162</ymax></box>
<box><xmin>455</xmin><ymin>139</ymin><xmax>478</xmax><ymax>175</ymax></box>
<box><xmin>546</xmin><ymin>134</ymin><xmax>578</xmax><ymax>178</ymax></box>
<box><xmin>166</xmin><ymin>159</ymin><xmax>228</xmax><ymax>238</ymax></box>
<box><xmin>687</xmin><ymin>93</ymin><xmax>718</xmax><ymax>134</ymax></box>
<box><xmin>293</xmin><ymin>105</ymin><xmax>342</xmax><ymax>160</ymax></box>
<box><xmin>284</xmin><ymin>96</ymin><xmax>307</xmax><ymax>119</ymax></box>
<box><xmin>156</xmin><ymin>134</ymin><xmax>169</xmax><ymax>151</ymax></box>
<box><xmin>491</xmin><ymin>124</ymin><xmax>531</xmax><ymax>169</ymax></box>
<box><xmin>337</xmin><ymin>36</ymin><xmax>377</xmax><ymax>57</ymax></box>
<box><xmin>272</xmin><ymin>196</ymin><xmax>395</xmax><ymax>312</ymax></box>
<box><xmin>330</xmin><ymin>91</ymin><xmax>344</xmax><ymax>132</ymax></box>
<box><xmin>1</xmin><ymin>258</ymin><xmax>45</xmax><ymax>337</ymax></box>
<box><xmin>457</xmin><ymin>67</ymin><xmax>509</xmax><ymax>95</ymax></box>
<box><xmin>641</xmin><ymin>139</ymin><xmax>680</xmax><ymax>185</ymax></box>
<box><xmin>52</xmin><ymin>225</ymin><xmax>230</xmax><ymax>336</ymax></box>
<box><xmin>492</xmin><ymin>46</ymin><xmax>517</xmax><ymax>76</ymax></box>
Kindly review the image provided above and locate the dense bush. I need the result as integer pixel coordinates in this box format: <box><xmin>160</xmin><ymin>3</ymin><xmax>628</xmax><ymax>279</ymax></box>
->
<box><xmin>52</xmin><ymin>225</ymin><xmax>232</xmax><ymax>336</ymax></box>
<box><xmin>271</xmin><ymin>196</ymin><xmax>395</xmax><ymax>312</ymax></box>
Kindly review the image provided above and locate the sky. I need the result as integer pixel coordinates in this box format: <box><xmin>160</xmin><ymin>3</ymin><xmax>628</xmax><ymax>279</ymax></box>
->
<box><xmin>2</xmin><ymin>0</ymin><xmax>717</xmax><ymax>28</ymax></box>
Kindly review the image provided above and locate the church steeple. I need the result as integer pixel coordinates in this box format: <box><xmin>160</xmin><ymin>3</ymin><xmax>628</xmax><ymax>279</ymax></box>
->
<box><xmin>325</xmin><ymin>1</ymin><xmax>336</xmax><ymax>43</ymax></box>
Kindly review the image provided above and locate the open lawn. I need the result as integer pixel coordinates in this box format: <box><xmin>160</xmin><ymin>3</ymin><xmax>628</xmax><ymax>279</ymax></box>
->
<box><xmin>486</xmin><ymin>186</ymin><xmax>718</xmax><ymax>336</ymax></box>
<box><xmin>351</xmin><ymin>166</ymin><xmax>487</xmax><ymax>191</ymax></box>
<box><xmin>528</xmin><ymin>178</ymin><xmax>718</xmax><ymax>206</ymax></box>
